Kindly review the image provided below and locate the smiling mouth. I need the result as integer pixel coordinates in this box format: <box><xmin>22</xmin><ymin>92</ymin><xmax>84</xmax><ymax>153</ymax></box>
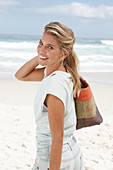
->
<box><xmin>40</xmin><ymin>56</ymin><xmax>48</xmax><ymax>59</ymax></box>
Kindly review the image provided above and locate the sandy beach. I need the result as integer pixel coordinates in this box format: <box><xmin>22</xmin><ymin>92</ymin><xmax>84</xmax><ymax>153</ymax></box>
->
<box><xmin>0</xmin><ymin>72</ymin><xmax>113</xmax><ymax>170</ymax></box>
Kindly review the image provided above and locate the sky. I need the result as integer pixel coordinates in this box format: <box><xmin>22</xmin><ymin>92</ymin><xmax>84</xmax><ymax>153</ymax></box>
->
<box><xmin>0</xmin><ymin>0</ymin><xmax>113</xmax><ymax>39</ymax></box>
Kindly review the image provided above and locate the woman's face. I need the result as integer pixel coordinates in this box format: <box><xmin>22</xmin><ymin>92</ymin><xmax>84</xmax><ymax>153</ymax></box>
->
<box><xmin>37</xmin><ymin>32</ymin><xmax>63</xmax><ymax>67</ymax></box>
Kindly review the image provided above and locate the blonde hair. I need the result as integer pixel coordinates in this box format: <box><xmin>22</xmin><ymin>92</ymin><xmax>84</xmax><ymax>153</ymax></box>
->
<box><xmin>44</xmin><ymin>22</ymin><xmax>81</xmax><ymax>97</ymax></box>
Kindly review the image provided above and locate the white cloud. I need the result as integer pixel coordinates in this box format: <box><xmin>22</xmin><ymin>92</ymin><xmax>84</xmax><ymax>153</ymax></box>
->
<box><xmin>0</xmin><ymin>0</ymin><xmax>20</xmax><ymax>7</ymax></box>
<box><xmin>35</xmin><ymin>2</ymin><xmax>113</xmax><ymax>20</ymax></box>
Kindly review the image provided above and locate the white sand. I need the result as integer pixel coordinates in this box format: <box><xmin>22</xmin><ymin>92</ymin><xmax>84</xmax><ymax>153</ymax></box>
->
<box><xmin>0</xmin><ymin>75</ymin><xmax>113</xmax><ymax>170</ymax></box>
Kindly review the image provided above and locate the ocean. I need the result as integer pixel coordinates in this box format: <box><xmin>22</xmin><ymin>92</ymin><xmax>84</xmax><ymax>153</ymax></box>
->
<box><xmin>0</xmin><ymin>33</ymin><xmax>113</xmax><ymax>80</ymax></box>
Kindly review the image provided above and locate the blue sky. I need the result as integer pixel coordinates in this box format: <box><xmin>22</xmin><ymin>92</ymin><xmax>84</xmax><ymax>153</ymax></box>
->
<box><xmin>0</xmin><ymin>0</ymin><xmax>113</xmax><ymax>39</ymax></box>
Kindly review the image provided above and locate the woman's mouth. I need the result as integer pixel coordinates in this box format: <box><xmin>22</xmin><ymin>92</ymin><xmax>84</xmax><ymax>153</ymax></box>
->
<box><xmin>40</xmin><ymin>56</ymin><xmax>48</xmax><ymax>60</ymax></box>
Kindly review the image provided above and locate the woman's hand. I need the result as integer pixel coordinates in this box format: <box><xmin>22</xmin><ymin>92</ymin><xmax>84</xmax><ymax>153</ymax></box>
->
<box><xmin>15</xmin><ymin>56</ymin><xmax>45</xmax><ymax>81</ymax></box>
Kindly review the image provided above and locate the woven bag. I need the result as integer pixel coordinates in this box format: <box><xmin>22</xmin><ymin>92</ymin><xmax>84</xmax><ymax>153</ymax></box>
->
<box><xmin>75</xmin><ymin>77</ymin><xmax>103</xmax><ymax>130</ymax></box>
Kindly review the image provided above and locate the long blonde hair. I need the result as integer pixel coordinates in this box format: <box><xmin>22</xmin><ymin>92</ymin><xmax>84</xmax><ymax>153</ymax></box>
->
<box><xmin>44</xmin><ymin>22</ymin><xmax>81</xmax><ymax>97</ymax></box>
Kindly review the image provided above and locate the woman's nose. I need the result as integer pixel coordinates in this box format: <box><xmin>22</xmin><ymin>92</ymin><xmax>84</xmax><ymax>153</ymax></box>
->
<box><xmin>37</xmin><ymin>45</ymin><xmax>46</xmax><ymax>54</ymax></box>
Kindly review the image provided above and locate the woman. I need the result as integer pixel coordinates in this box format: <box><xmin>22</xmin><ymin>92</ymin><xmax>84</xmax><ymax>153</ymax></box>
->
<box><xmin>15</xmin><ymin>22</ymin><xmax>84</xmax><ymax>170</ymax></box>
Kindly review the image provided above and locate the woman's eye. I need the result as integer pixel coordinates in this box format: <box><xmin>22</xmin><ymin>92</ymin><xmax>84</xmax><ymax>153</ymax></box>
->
<box><xmin>48</xmin><ymin>46</ymin><xmax>53</xmax><ymax>49</ymax></box>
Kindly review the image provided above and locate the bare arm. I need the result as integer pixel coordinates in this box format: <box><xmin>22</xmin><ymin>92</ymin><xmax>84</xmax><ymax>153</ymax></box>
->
<box><xmin>15</xmin><ymin>56</ymin><xmax>45</xmax><ymax>81</ymax></box>
<box><xmin>45</xmin><ymin>94</ymin><xmax>64</xmax><ymax>170</ymax></box>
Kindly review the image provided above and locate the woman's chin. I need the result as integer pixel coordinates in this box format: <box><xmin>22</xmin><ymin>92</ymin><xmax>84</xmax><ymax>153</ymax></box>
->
<box><xmin>39</xmin><ymin>63</ymin><xmax>46</xmax><ymax>67</ymax></box>
<box><xmin>39</xmin><ymin>59</ymin><xmax>48</xmax><ymax>66</ymax></box>
<box><xmin>39</xmin><ymin>63</ymin><xmax>45</xmax><ymax>66</ymax></box>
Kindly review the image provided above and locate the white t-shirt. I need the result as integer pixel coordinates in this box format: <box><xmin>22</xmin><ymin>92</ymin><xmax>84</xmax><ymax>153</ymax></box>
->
<box><xmin>34</xmin><ymin>70</ymin><xmax>76</xmax><ymax>148</ymax></box>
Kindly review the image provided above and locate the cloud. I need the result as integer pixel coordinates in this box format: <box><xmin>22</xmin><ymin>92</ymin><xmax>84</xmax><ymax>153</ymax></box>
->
<box><xmin>0</xmin><ymin>0</ymin><xmax>20</xmax><ymax>7</ymax></box>
<box><xmin>35</xmin><ymin>2</ymin><xmax>113</xmax><ymax>20</ymax></box>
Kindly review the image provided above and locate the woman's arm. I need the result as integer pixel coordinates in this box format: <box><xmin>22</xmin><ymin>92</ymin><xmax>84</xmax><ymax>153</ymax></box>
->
<box><xmin>45</xmin><ymin>94</ymin><xmax>64</xmax><ymax>170</ymax></box>
<box><xmin>15</xmin><ymin>56</ymin><xmax>45</xmax><ymax>81</ymax></box>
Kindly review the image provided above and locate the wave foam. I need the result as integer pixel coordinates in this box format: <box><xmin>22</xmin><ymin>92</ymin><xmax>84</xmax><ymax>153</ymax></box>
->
<box><xmin>101</xmin><ymin>40</ymin><xmax>113</xmax><ymax>46</ymax></box>
<box><xmin>0</xmin><ymin>41</ymin><xmax>37</xmax><ymax>49</ymax></box>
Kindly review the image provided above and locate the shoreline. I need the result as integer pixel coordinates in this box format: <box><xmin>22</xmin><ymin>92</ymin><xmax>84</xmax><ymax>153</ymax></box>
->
<box><xmin>79</xmin><ymin>71</ymin><xmax>113</xmax><ymax>85</ymax></box>
<box><xmin>0</xmin><ymin>71</ymin><xmax>113</xmax><ymax>85</ymax></box>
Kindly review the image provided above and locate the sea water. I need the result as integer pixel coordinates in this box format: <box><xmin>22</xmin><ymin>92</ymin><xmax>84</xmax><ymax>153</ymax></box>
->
<box><xmin>0</xmin><ymin>33</ymin><xmax>113</xmax><ymax>80</ymax></box>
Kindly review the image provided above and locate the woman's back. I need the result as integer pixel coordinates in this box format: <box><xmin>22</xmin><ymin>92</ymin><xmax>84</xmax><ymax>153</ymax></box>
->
<box><xmin>34</xmin><ymin>70</ymin><xmax>76</xmax><ymax>148</ymax></box>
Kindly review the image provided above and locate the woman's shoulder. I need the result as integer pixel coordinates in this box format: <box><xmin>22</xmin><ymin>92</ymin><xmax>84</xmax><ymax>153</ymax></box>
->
<box><xmin>49</xmin><ymin>70</ymin><xmax>71</xmax><ymax>79</ymax></box>
<box><xmin>46</xmin><ymin>71</ymin><xmax>71</xmax><ymax>85</ymax></box>
<box><xmin>46</xmin><ymin>71</ymin><xmax>72</xmax><ymax>91</ymax></box>
<box><xmin>44</xmin><ymin>72</ymin><xmax>62</xmax><ymax>85</ymax></box>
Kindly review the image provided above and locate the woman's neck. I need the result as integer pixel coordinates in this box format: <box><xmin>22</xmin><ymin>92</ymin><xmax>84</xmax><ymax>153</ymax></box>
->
<box><xmin>46</xmin><ymin>65</ymin><xmax>67</xmax><ymax>77</ymax></box>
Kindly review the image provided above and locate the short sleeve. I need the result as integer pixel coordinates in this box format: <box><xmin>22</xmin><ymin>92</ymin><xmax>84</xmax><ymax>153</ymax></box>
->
<box><xmin>42</xmin><ymin>75</ymin><xmax>67</xmax><ymax>109</ymax></box>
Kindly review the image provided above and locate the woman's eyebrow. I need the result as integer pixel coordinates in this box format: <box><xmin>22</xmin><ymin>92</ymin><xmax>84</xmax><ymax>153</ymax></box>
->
<box><xmin>39</xmin><ymin>39</ymin><xmax>42</xmax><ymax>42</ymax></box>
<box><xmin>47</xmin><ymin>43</ymin><xmax>55</xmax><ymax>47</ymax></box>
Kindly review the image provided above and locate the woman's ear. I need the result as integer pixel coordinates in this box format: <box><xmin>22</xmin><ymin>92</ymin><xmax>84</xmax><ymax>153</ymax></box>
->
<box><xmin>64</xmin><ymin>51</ymin><xmax>68</xmax><ymax>58</ymax></box>
<box><xmin>61</xmin><ymin>51</ymin><xmax>68</xmax><ymax>59</ymax></box>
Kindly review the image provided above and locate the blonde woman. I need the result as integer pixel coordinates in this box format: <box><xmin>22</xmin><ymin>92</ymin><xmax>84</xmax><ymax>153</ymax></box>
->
<box><xmin>15</xmin><ymin>22</ymin><xmax>84</xmax><ymax>170</ymax></box>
